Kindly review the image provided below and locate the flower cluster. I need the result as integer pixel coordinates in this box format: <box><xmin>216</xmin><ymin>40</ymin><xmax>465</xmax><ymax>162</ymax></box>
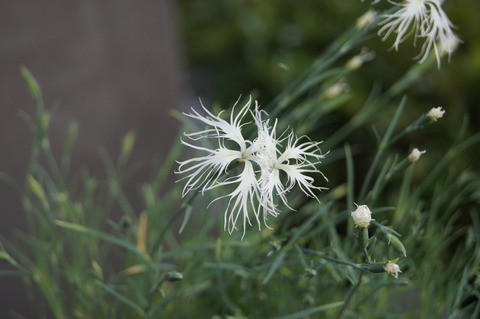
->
<box><xmin>176</xmin><ymin>97</ymin><xmax>327</xmax><ymax>236</ymax></box>
<box><xmin>377</xmin><ymin>0</ymin><xmax>461</xmax><ymax>67</ymax></box>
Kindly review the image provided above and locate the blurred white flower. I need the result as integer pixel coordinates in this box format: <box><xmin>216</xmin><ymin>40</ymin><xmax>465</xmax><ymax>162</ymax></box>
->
<box><xmin>417</xmin><ymin>1</ymin><xmax>461</xmax><ymax>66</ymax></box>
<box><xmin>378</xmin><ymin>0</ymin><xmax>460</xmax><ymax>67</ymax></box>
<box><xmin>427</xmin><ymin>106</ymin><xmax>445</xmax><ymax>121</ymax></box>
<box><xmin>439</xmin><ymin>29</ymin><xmax>460</xmax><ymax>59</ymax></box>
<box><xmin>351</xmin><ymin>204</ymin><xmax>373</xmax><ymax>228</ymax></box>
<box><xmin>384</xmin><ymin>259</ymin><xmax>402</xmax><ymax>278</ymax></box>
<box><xmin>408</xmin><ymin>148</ymin><xmax>426</xmax><ymax>163</ymax></box>
<box><xmin>177</xmin><ymin>97</ymin><xmax>326</xmax><ymax>235</ymax></box>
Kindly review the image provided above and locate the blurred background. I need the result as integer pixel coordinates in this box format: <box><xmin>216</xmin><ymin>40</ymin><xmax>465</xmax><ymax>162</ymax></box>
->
<box><xmin>1</xmin><ymin>0</ymin><xmax>479</xmax><ymax>316</ymax></box>
<box><xmin>0</xmin><ymin>0</ymin><xmax>184</xmax><ymax>315</ymax></box>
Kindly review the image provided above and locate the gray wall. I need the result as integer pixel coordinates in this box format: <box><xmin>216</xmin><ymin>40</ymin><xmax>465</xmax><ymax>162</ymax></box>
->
<box><xmin>0</xmin><ymin>0</ymin><xmax>184</xmax><ymax>316</ymax></box>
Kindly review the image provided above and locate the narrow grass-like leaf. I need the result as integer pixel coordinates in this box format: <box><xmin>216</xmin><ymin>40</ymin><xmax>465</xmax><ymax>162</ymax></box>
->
<box><xmin>118</xmin><ymin>130</ymin><xmax>136</xmax><ymax>168</ymax></box>
<box><xmin>273</xmin><ymin>301</ymin><xmax>344</xmax><ymax>319</ymax></box>
<box><xmin>55</xmin><ymin>220</ymin><xmax>149</xmax><ymax>260</ymax></box>
<box><xmin>61</xmin><ymin>121</ymin><xmax>78</xmax><ymax>173</ymax></box>
<box><xmin>178</xmin><ymin>205</ymin><xmax>192</xmax><ymax>234</ymax></box>
<box><xmin>359</xmin><ymin>96</ymin><xmax>407</xmax><ymax>201</ymax></box>
<box><xmin>95</xmin><ymin>280</ymin><xmax>145</xmax><ymax>316</ymax></box>
<box><xmin>162</xmin><ymin>241</ymin><xmax>246</xmax><ymax>258</ymax></box>
<box><xmin>20</xmin><ymin>65</ymin><xmax>42</xmax><ymax>103</ymax></box>
<box><xmin>345</xmin><ymin>143</ymin><xmax>354</xmax><ymax>211</ymax></box>
<box><xmin>263</xmin><ymin>204</ymin><xmax>331</xmax><ymax>284</ymax></box>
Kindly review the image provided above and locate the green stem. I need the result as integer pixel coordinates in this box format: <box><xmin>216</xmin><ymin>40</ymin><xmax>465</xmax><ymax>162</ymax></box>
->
<box><xmin>301</xmin><ymin>249</ymin><xmax>367</xmax><ymax>272</ymax></box>
<box><xmin>336</xmin><ymin>272</ymin><xmax>364</xmax><ymax>319</ymax></box>
<box><xmin>359</xmin><ymin>96</ymin><xmax>406</xmax><ymax>202</ymax></box>
<box><xmin>389</xmin><ymin>115</ymin><xmax>428</xmax><ymax>146</ymax></box>
<box><xmin>149</xmin><ymin>190</ymin><xmax>198</xmax><ymax>257</ymax></box>
<box><xmin>144</xmin><ymin>277</ymin><xmax>166</xmax><ymax>316</ymax></box>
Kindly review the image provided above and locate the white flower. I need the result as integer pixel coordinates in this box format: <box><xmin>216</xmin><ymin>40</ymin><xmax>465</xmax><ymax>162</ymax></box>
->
<box><xmin>378</xmin><ymin>0</ymin><xmax>460</xmax><ymax>67</ymax></box>
<box><xmin>221</xmin><ymin>160</ymin><xmax>261</xmax><ymax>234</ymax></box>
<box><xmin>408</xmin><ymin>148</ymin><xmax>426</xmax><ymax>163</ymax></box>
<box><xmin>257</xmin><ymin>132</ymin><xmax>327</xmax><ymax>218</ymax></box>
<box><xmin>384</xmin><ymin>259</ymin><xmax>402</xmax><ymax>278</ymax></box>
<box><xmin>351</xmin><ymin>204</ymin><xmax>373</xmax><ymax>228</ymax></box>
<box><xmin>378</xmin><ymin>0</ymin><xmax>428</xmax><ymax>50</ymax></box>
<box><xmin>439</xmin><ymin>30</ymin><xmax>460</xmax><ymax>59</ymax></box>
<box><xmin>427</xmin><ymin>106</ymin><xmax>445</xmax><ymax>121</ymax></box>
<box><xmin>417</xmin><ymin>1</ymin><xmax>461</xmax><ymax>66</ymax></box>
<box><xmin>177</xmin><ymin>97</ymin><xmax>327</xmax><ymax>235</ymax></box>
<box><xmin>177</xmin><ymin>97</ymin><xmax>261</xmax><ymax>235</ymax></box>
<box><xmin>177</xmin><ymin>97</ymin><xmax>254</xmax><ymax>197</ymax></box>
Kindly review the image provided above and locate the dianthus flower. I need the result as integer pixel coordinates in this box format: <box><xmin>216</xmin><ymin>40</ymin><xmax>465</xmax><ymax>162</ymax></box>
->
<box><xmin>177</xmin><ymin>97</ymin><xmax>327</xmax><ymax>236</ymax></box>
<box><xmin>378</xmin><ymin>0</ymin><xmax>460</xmax><ymax>67</ymax></box>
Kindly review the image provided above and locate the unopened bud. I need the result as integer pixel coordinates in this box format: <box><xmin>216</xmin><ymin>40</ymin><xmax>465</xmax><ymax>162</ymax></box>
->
<box><xmin>351</xmin><ymin>204</ymin><xmax>373</xmax><ymax>229</ymax></box>
<box><xmin>91</xmin><ymin>260</ymin><xmax>103</xmax><ymax>280</ymax></box>
<box><xmin>408</xmin><ymin>148</ymin><xmax>426</xmax><ymax>163</ymax></box>
<box><xmin>164</xmin><ymin>271</ymin><xmax>183</xmax><ymax>282</ymax></box>
<box><xmin>384</xmin><ymin>259</ymin><xmax>402</xmax><ymax>279</ymax></box>
<box><xmin>347</xmin><ymin>47</ymin><xmax>375</xmax><ymax>70</ymax></box>
<box><xmin>324</xmin><ymin>80</ymin><xmax>349</xmax><ymax>99</ymax></box>
<box><xmin>119</xmin><ymin>215</ymin><xmax>133</xmax><ymax>231</ymax></box>
<box><xmin>427</xmin><ymin>107</ymin><xmax>445</xmax><ymax>122</ymax></box>
<box><xmin>304</xmin><ymin>268</ymin><xmax>317</xmax><ymax>278</ymax></box>
<box><xmin>356</xmin><ymin>9</ymin><xmax>378</xmax><ymax>29</ymax></box>
<box><xmin>390</xmin><ymin>234</ymin><xmax>407</xmax><ymax>257</ymax></box>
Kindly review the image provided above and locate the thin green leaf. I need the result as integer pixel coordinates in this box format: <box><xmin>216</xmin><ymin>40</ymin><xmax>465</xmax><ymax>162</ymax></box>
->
<box><xmin>178</xmin><ymin>205</ymin><xmax>193</xmax><ymax>234</ymax></box>
<box><xmin>95</xmin><ymin>280</ymin><xmax>145</xmax><ymax>316</ymax></box>
<box><xmin>54</xmin><ymin>220</ymin><xmax>149</xmax><ymax>261</ymax></box>
<box><xmin>273</xmin><ymin>301</ymin><xmax>344</xmax><ymax>319</ymax></box>
<box><xmin>20</xmin><ymin>65</ymin><xmax>42</xmax><ymax>103</ymax></box>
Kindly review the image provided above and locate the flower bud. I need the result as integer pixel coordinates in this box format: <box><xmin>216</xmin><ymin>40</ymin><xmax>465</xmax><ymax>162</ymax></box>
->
<box><xmin>347</xmin><ymin>47</ymin><xmax>375</xmax><ymax>70</ymax></box>
<box><xmin>304</xmin><ymin>268</ymin><xmax>317</xmax><ymax>278</ymax></box>
<box><xmin>351</xmin><ymin>204</ymin><xmax>373</xmax><ymax>229</ymax></box>
<box><xmin>408</xmin><ymin>148</ymin><xmax>426</xmax><ymax>163</ymax></box>
<box><xmin>427</xmin><ymin>107</ymin><xmax>445</xmax><ymax>122</ymax></box>
<box><xmin>324</xmin><ymin>80</ymin><xmax>349</xmax><ymax>99</ymax></box>
<box><xmin>384</xmin><ymin>259</ymin><xmax>402</xmax><ymax>279</ymax></box>
<box><xmin>91</xmin><ymin>260</ymin><xmax>103</xmax><ymax>280</ymax></box>
<box><xmin>389</xmin><ymin>234</ymin><xmax>407</xmax><ymax>257</ymax></box>
<box><xmin>356</xmin><ymin>9</ymin><xmax>378</xmax><ymax>29</ymax></box>
<box><xmin>164</xmin><ymin>271</ymin><xmax>183</xmax><ymax>282</ymax></box>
